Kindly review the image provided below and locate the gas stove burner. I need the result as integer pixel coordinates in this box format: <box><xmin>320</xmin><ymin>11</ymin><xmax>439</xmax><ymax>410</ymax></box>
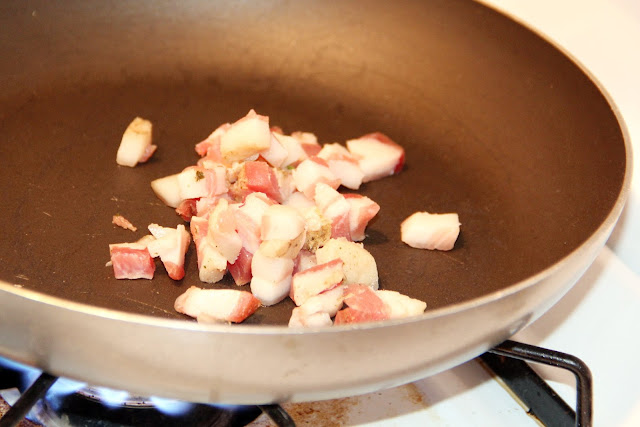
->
<box><xmin>34</xmin><ymin>389</ymin><xmax>263</xmax><ymax>427</ymax></box>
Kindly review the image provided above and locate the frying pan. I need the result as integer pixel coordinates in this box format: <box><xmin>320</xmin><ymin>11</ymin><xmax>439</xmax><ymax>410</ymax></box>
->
<box><xmin>0</xmin><ymin>0</ymin><xmax>631</xmax><ymax>404</ymax></box>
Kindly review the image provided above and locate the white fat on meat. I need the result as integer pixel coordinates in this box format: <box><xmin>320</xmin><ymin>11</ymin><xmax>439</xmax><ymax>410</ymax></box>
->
<box><xmin>259</xmin><ymin>133</ymin><xmax>289</xmax><ymax>168</ymax></box>
<box><xmin>147</xmin><ymin>223</ymin><xmax>191</xmax><ymax>280</ymax></box>
<box><xmin>317</xmin><ymin>143</ymin><xmax>365</xmax><ymax>190</ymax></box>
<box><xmin>400</xmin><ymin>212</ymin><xmax>460</xmax><ymax>251</ymax></box>
<box><xmin>288</xmin><ymin>285</ymin><xmax>345</xmax><ymax>327</ymax></box>
<box><xmin>273</xmin><ymin>132</ymin><xmax>308</xmax><ymax>167</ymax></box>
<box><xmin>313</xmin><ymin>183</ymin><xmax>351</xmax><ymax>240</ymax></box>
<box><xmin>150</xmin><ymin>173</ymin><xmax>182</xmax><ymax>208</ymax></box>
<box><xmin>344</xmin><ymin>194</ymin><xmax>380</xmax><ymax>241</ymax></box>
<box><xmin>116</xmin><ymin>117</ymin><xmax>156</xmax><ymax>167</ymax></box>
<box><xmin>174</xmin><ymin>286</ymin><xmax>260</xmax><ymax>323</ymax></box>
<box><xmin>375</xmin><ymin>290</ymin><xmax>427</xmax><ymax>319</ymax></box>
<box><xmin>292</xmin><ymin>157</ymin><xmax>340</xmax><ymax>198</ymax></box>
<box><xmin>250</xmin><ymin>276</ymin><xmax>293</xmax><ymax>307</ymax></box>
<box><xmin>220</xmin><ymin>110</ymin><xmax>272</xmax><ymax>163</ymax></box>
<box><xmin>259</xmin><ymin>204</ymin><xmax>306</xmax><ymax>259</ymax></box>
<box><xmin>346</xmin><ymin>132</ymin><xmax>404</xmax><ymax>183</ymax></box>
<box><xmin>290</xmin><ymin>259</ymin><xmax>344</xmax><ymax>306</ymax></box>
<box><xmin>177</xmin><ymin>165</ymin><xmax>227</xmax><ymax>200</ymax></box>
<box><xmin>207</xmin><ymin>199</ymin><xmax>243</xmax><ymax>263</ymax></box>
<box><xmin>315</xmin><ymin>238</ymin><xmax>378</xmax><ymax>290</ymax></box>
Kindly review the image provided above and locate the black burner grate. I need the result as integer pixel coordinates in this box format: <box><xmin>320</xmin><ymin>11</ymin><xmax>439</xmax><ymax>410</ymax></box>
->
<box><xmin>0</xmin><ymin>341</ymin><xmax>592</xmax><ymax>427</ymax></box>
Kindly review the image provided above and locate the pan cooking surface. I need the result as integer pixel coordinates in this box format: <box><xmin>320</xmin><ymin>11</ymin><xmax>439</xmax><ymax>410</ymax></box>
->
<box><xmin>0</xmin><ymin>0</ymin><xmax>626</xmax><ymax>326</ymax></box>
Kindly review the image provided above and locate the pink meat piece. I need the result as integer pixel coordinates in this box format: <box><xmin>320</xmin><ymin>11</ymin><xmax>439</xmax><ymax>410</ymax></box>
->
<box><xmin>228</xmin><ymin>246</ymin><xmax>253</xmax><ymax>286</ymax></box>
<box><xmin>112</xmin><ymin>214</ymin><xmax>137</xmax><ymax>232</ymax></box>
<box><xmin>109</xmin><ymin>243</ymin><xmax>155</xmax><ymax>280</ymax></box>
<box><xmin>175</xmin><ymin>199</ymin><xmax>198</xmax><ymax>222</ymax></box>
<box><xmin>244</xmin><ymin>161</ymin><xmax>282</xmax><ymax>203</ymax></box>
<box><xmin>334</xmin><ymin>284</ymin><xmax>390</xmax><ymax>325</ymax></box>
<box><xmin>343</xmin><ymin>194</ymin><xmax>380</xmax><ymax>241</ymax></box>
<box><xmin>195</xmin><ymin>123</ymin><xmax>230</xmax><ymax>160</ymax></box>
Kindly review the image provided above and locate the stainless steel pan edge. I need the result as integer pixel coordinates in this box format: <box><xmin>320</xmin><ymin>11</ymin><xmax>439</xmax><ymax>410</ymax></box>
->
<box><xmin>0</xmin><ymin>182</ymin><xmax>629</xmax><ymax>404</ymax></box>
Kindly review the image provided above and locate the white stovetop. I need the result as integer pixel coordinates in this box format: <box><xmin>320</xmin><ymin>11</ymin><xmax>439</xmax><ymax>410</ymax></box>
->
<box><xmin>252</xmin><ymin>1</ymin><xmax>640</xmax><ymax>425</ymax></box>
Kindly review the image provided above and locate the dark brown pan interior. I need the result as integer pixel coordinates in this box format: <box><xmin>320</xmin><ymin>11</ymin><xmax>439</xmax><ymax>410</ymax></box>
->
<box><xmin>0</xmin><ymin>0</ymin><xmax>626</xmax><ymax>325</ymax></box>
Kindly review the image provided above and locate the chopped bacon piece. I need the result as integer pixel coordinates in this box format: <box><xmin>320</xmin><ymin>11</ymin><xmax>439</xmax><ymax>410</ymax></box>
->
<box><xmin>346</xmin><ymin>132</ymin><xmax>404</xmax><ymax>182</ymax></box>
<box><xmin>273</xmin><ymin>132</ymin><xmax>308</xmax><ymax>167</ymax></box>
<box><xmin>317</xmin><ymin>143</ymin><xmax>365</xmax><ymax>190</ymax></box>
<box><xmin>334</xmin><ymin>284</ymin><xmax>389</xmax><ymax>325</ymax></box>
<box><xmin>288</xmin><ymin>285</ymin><xmax>344</xmax><ymax>328</ymax></box>
<box><xmin>116</xmin><ymin>117</ymin><xmax>155</xmax><ymax>167</ymax></box>
<box><xmin>290</xmin><ymin>259</ymin><xmax>344</xmax><ymax>306</ymax></box>
<box><xmin>109</xmin><ymin>243</ymin><xmax>156</xmax><ymax>280</ymax></box>
<box><xmin>195</xmin><ymin>123</ymin><xmax>230</xmax><ymax>161</ymax></box>
<box><xmin>175</xmin><ymin>199</ymin><xmax>197</xmax><ymax>222</ymax></box>
<box><xmin>112</xmin><ymin>214</ymin><xmax>137</xmax><ymax>232</ymax></box>
<box><xmin>220</xmin><ymin>110</ymin><xmax>272</xmax><ymax>164</ymax></box>
<box><xmin>174</xmin><ymin>286</ymin><xmax>260</xmax><ymax>323</ymax></box>
<box><xmin>228</xmin><ymin>246</ymin><xmax>253</xmax><ymax>286</ymax></box>
<box><xmin>178</xmin><ymin>165</ymin><xmax>228</xmax><ymax>200</ymax></box>
<box><xmin>291</xmin><ymin>131</ymin><xmax>321</xmax><ymax>157</ymax></box>
<box><xmin>244</xmin><ymin>161</ymin><xmax>282</xmax><ymax>203</ymax></box>
<box><xmin>400</xmin><ymin>212</ymin><xmax>461</xmax><ymax>251</ymax></box>
<box><xmin>343</xmin><ymin>194</ymin><xmax>380</xmax><ymax>241</ymax></box>
<box><xmin>147</xmin><ymin>223</ymin><xmax>191</xmax><ymax>280</ymax></box>
<box><xmin>259</xmin><ymin>133</ymin><xmax>289</xmax><ymax>168</ymax></box>
<box><xmin>151</xmin><ymin>173</ymin><xmax>182</xmax><ymax>208</ymax></box>
<box><xmin>293</xmin><ymin>157</ymin><xmax>340</xmax><ymax>199</ymax></box>
<box><xmin>313</xmin><ymin>183</ymin><xmax>351</xmax><ymax>240</ymax></box>
<box><xmin>259</xmin><ymin>204</ymin><xmax>307</xmax><ymax>259</ymax></box>
<box><xmin>249</xmin><ymin>249</ymin><xmax>294</xmax><ymax>306</ymax></box>
<box><xmin>376</xmin><ymin>290</ymin><xmax>426</xmax><ymax>319</ymax></box>
<box><xmin>315</xmin><ymin>238</ymin><xmax>378</xmax><ymax>290</ymax></box>
<box><xmin>207</xmin><ymin>199</ymin><xmax>242</xmax><ymax>263</ymax></box>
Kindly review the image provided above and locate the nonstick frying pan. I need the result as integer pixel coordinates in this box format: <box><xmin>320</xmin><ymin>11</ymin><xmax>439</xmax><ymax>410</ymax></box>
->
<box><xmin>0</xmin><ymin>0</ymin><xmax>631</xmax><ymax>403</ymax></box>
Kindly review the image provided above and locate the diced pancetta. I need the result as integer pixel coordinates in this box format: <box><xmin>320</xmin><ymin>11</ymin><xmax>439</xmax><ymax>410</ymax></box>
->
<box><xmin>220</xmin><ymin>110</ymin><xmax>272</xmax><ymax>164</ymax></box>
<box><xmin>258</xmin><ymin>204</ymin><xmax>307</xmax><ymax>259</ymax></box>
<box><xmin>259</xmin><ymin>133</ymin><xmax>289</xmax><ymax>168</ymax></box>
<box><xmin>288</xmin><ymin>286</ymin><xmax>345</xmax><ymax>328</ymax></box>
<box><xmin>315</xmin><ymin>238</ymin><xmax>378</xmax><ymax>290</ymax></box>
<box><xmin>243</xmin><ymin>161</ymin><xmax>282</xmax><ymax>203</ymax></box>
<box><xmin>207</xmin><ymin>199</ymin><xmax>242</xmax><ymax>263</ymax></box>
<box><xmin>346</xmin><ymin>132</ymin><xmax>404</xmax><ymax>183</ymax></box>
<box><xmin>228</xmin><ymin>246</ymin><xmax>253</xmax><ymax>286</ymax></box>
<box><xmin>313</xmin><ymin>183</ymin><xmax>351</xmax><ymax>240</ymax></box>
<box><xmin>195</xmin><ymin>123</ymin><xmax>230</xmax><ymax>162</ymax></box>
<box><xmin>293</xmin><ymin>157</ymin><xmax>340</xmax><ymax>199</ymax></box>
<box><xmin>112</xmin><ymin>214</ymin><xmax>137</xmax><ymax>232</ymax></box>
<box><xmin>400</xmin><ymin>212</ymin><xmax>461</xmax><ymax>251</ymax></box>
<box><xmin>334</xmin><ymin>284</ymin><xmax>389</xmax><ymax>325</ymax></box>
<box><xmin>116</xmin><ymin>117</ymin><xmax>156</xmax><ymax>167</ymax></box>
<box><xmin>290</xmin><ymin>259</ymin><xmax>344</xmax><ymax>306</ymax></box>
<box><xmin>343</xmin><ymin>194</ymin><xmax>380</xmax><ymax>241</ymax></box>
<box><xmin>273</xmin><ymin>132</ymin><xmax>308</xmax><ymax>167</ymax></box>
<box><xmin>151</xmin><ymin>173</ymin><xmax>182</xmax><ymax>208</ymax></box>
<box><xmin>147</xmin><ymin>223</ymin><xmax>191</xmax><ymax>280</ymax></box>
<box><xmin>376</xmin><ymin>290</ymin><xmax>427</xmax><ymax>319</ymax></box>
<box><xmin>317</xmin><ymin>143</ymin><xmax>365</xmax><ymax>190</ymax></box>
<box><xmin>109</xmin><ymin>242</ymin><xmax>155</xmax><ymax>280</ymax></box>
<box><xmin>174</xmin><ymin>286</ymin><xmax>260</xmax><ymax>323</ymax></box>
<box><xmin>177</xmin><ymin>165</ymin><xmax>227</xmax><ymax>200</ymax></box>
